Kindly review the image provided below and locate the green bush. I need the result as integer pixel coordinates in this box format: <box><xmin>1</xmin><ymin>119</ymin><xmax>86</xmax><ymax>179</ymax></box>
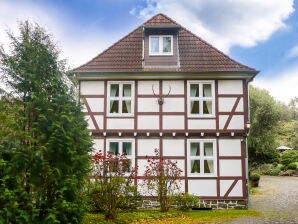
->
<box><xmin>279</xmin><ymin>170</ymin><xmax>295</xmax><ymax>176</ymax></box>
<box><xmin>287</xmin><ymin>162</ymin><xmax>297</xmax><ymax>170</ymax></box>
<box><xmin>173</xmin><ymin>193</ymin><xmax>199</xmax><ymax>211</ymax></box>
<box><xmin>269</xmin><ymin>167</ymin><xmax>281</xmax><ymax>176</ymax></box>
<box><xmin>250</xmin><ymin>173</ymin><xmax>260</xmax><ymax>181</ymax></box>
<box><xmin>280</xmin><ymin>150</ymin><xmax>298</xmax><ymax>166</ymax></box>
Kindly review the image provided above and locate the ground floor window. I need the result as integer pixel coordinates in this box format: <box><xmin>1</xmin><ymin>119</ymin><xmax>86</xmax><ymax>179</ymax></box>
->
<box><xmin>188</xmin><ymin>139</ymin><xmax>217</xmax><ymax>177</ymax></box>
<box><xmin>107</xmin><ymin>139</ymin><xmax>135</xmax><ymax>173</ymax></box>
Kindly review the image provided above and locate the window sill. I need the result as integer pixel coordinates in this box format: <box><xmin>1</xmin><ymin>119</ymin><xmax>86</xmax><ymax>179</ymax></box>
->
<box><xmin>106</xmin><ymin>114</ymin><xmax>134</xmax><ymax>118</ymax></box>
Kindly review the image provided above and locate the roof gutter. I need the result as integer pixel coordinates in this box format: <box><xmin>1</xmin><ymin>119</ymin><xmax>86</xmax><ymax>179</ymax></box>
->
<box><xmin>74</xmin><ymin>70</ymin><xmax>259</xmax><ymax>82</ymax></box>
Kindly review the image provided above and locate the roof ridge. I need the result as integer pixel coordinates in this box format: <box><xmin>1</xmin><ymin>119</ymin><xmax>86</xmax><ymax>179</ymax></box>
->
<box><xmin>178</xmin><ymin>26</ymin><xmax>256</xmax><ymax>71</ymax></box>
<box><xmin>144</xmin><ymin>13</ymin><xmax>179</xmax><ymax>26</ymax></box>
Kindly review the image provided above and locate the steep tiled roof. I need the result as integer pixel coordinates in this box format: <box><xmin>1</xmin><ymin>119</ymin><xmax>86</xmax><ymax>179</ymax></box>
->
<box><xmin>73</xmin><ymin>13</ymin><xmax>256</xmax><ymax>73</ymax></box>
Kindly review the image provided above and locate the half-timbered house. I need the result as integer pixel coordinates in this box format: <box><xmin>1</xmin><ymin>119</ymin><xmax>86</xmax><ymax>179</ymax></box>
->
<box><xmin>73</xmin><ymin>13</ymin><xmax>258</xmax><ymax>209</ymax></box>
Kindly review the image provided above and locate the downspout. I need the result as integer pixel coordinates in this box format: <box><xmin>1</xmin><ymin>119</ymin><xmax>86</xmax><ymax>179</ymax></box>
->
<box><xmin>246</xmin><ymin>79</ymin><xmax>251</xmax><ymax>208</ymax></box>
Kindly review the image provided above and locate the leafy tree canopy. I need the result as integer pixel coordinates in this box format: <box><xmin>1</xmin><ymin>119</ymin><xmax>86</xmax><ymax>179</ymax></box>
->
<box><xmin>248</xmin><ymin>86</ymin><xmax>280</xmax><ymax>165</ymax></box>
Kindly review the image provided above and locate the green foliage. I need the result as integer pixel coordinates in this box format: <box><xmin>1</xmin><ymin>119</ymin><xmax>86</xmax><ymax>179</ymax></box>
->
<box><xmin>287</xmin><ymin>162</ymin><xmax>297</xmax><ymax>170</ymax></box>
<box><xmin>142</xmin><ymin>149</ymin><xmax>183</xmax><ymax>212</ymax></box>
<box><xmin>248</xmin><ymin>86</ymin><xmax>280</xmax><ymax>165</ymax></box>
<box><xmin>250</xmin><ymin>172</ymin><xmax>260</xmax><ymax>181</ymax></box>
<box><xmin>0</xmin><ymin>21</ymin><xmax>92</xmax><ymax>223</ymax></box>
<box><xmin>253</xmin><ymin>164</ymin><xmax>281</xmax><ymax>176</ymax></box>
<box><xmin>280</xmin><ymin>150</ymin><xmax>298</xmax><ymax>166</ymax></box>
<box><xmin>173</xmin><ymin>193</ymin><xmax>199</xmax><ymax>211</ymax></box>
<box><xmin>90</xmin><ymin>151</ymin><xmax>139</xmax><ymax>220</ymax></box>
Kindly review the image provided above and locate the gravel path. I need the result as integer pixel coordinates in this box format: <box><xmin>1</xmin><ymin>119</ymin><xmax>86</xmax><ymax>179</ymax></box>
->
<box><xmin>227</xmin><ymin>176</ymin><xmax>298</xmax><ymax>224</ymax></box>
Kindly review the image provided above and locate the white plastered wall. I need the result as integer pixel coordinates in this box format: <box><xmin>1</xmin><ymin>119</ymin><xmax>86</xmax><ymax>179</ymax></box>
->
<box><xmin>86</xmin><ymin>98</ymin><xmax>104</xmax><ymax>112</ymax></box>
<box><xmin>106</xmin><ymin>118</ymin><xmax>134</xmax><ymax>129</ymax></box>
<box><xmin>228</xmin><ymin>115</ymin><xmax>244</xmax><ymax>129</ymax></box>
<box><xmin>137</xmin><ymin>139</ymin><xmax>160</xmax><ymax>156</ymax></box>
<box><xmin>218</xmin><ymin>80</ymin><xmax>243</xmax><ymax>94</ymax></box>
<box><xmin>218</xmin><ymin>97</ymin><xmax>237</xmax><ymax>112</ymax></box>
<box><xmin>138</xmin><ymin>98</ymin><xmax>159</xmax><ymax>112</ymax></box>
<box><xmin>188</xmin><ymin>119</ymin><xmax>216</xmax><ymax>129</ymax></box>
<box><xmin>162</xmin><ymin>80</ymin><xmax>184</xmax><ymax>94</ymax></box>
<box><xmin>188</xmin><ymin>180</ymin><xmax>217</xmax><ymax>196</ymax></box>
<box><xmin>92</xmin><ymin>139</ymin><xmax>104</xmax><ymax>154</ymax></box>
<box><xmin>138</xmin><ymin>81</ymin><xmax>159</xmax><ymax>95</ymax></box>
<box><xmin>163</xmin><ymin>116</ymin><xmax>184</xmax><ymax>130</ymax></box>
<box><xmin>163</xmin><ymin>98</ymin><xmax>184</xmax><ymax>112</ymax></box>
<box><xmin>163</xmin><ymin>139</ymin><xmax>185</xmax><ymax>156</ymax></box>
<box><xmin>138</xmin><ymin>115</ymin><xmax>159</xmax><ymax>130</ymax></box>
<box><xmin>80</xmin><ymin>81</ymin><xmax>104</xmax><ymax>95</ymax></box>
<box><xmin>219</xmin><ymin>160</ymin><xmax>242</xmax><ymax>176</ymax></box>
<box><xmin>219</xmin><ymin>139</ymin><xmax>242</xmax><ymax>156</ymax></box>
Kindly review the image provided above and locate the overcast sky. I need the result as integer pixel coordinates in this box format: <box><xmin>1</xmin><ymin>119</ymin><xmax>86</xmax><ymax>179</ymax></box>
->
<box><xmin>0</xmin><ymin>0</ymin><xmax>297</xmax><ymax>103</ymax></box>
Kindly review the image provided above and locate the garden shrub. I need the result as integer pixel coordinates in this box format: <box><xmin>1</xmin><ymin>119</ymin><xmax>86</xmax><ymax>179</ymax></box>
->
<box><xmin>250</xmin><ymin>172</ymin><xmax>260</xmax><ymax>181</ymax></box>
<box><xmin>90</xmin><ymin>150</ymin><xmax>138</xmax><ymax>219</ymax></box>
<box><xmin>279</xmin><ymin>170</ymin><xmax>295</xmax><ymax>176</ymax></box>
<box><xmin>287</xmin><ymin>162</ymin><xmax>297</xmax><ymax>170</ymax></box>
<box><xmin>173</xmin><ymin>193</ymin><xmax>199</xmax><ymax>211</ymax></box>
<box><xmin>280</xmin><ymin>150</ymin><xmax>298</xmax><ymax>166</ymax></box>
<box><xmin>142</xmin><ymin>148</ymin><xmax>183</xmax><ymax>212</ymax></box>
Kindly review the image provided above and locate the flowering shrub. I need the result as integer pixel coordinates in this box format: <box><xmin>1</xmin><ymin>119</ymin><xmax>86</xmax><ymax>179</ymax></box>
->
<box><xmin>142</xmin><ymin>148</ymin><xmax>183</xmax><ymax>212</ymax></box>
<box><xmin>88</xmin><ymin>150</ymin><xmax>138</xmax><ymax>220</ymax></box>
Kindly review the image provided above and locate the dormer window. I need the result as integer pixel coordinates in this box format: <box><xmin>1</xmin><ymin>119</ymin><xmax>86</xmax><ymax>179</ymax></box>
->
<box><xmin>149</xmin><ymin>35</ymin><xmax>173</xmax><ymax>55</ymax></box>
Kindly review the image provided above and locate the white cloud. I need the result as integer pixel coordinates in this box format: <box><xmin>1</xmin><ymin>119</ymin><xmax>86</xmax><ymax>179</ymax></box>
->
<box><xmin>0</xmin><ymin>0</ymin><xmax>112</xmax><ymax>69</ymax></box>
<box><xmin>288</xmin><ymin>45</ymin><xmax>298</xmax><ymax>58</ymax></box>
<box><xmin>253</xmin><ymin>65</ymin><xmax>298</xmax><ymax>103</ymax></box>
<box><xmin>132</xmin><ymin>0</ymin><xmax>294</xmax><ymax>53</ymax></box>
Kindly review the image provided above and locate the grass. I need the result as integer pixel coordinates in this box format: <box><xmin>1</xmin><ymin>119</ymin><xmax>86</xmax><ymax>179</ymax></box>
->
<box><xmin>82</xmin><ymin>209</ymin><xmax>261</xmax><ymax>224</ymax></box>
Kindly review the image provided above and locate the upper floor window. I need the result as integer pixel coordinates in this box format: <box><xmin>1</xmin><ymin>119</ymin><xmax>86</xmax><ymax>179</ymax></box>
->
<box><xmin>187</xmin><ymin>81</ymin><xmax>215</xmax><ymax>117</ymax></box>
<box><xmin>107</xmin><ymin>81</ymin><xmax>134</xmax><ymax>117</ymax></box>
<box><xmin>188</xmin><ymin>139</ymin><xmax>217</xmax><ymax>177</ymax></box>
<box><xmin>149</xmin><ymin>35</ymin><xmax>173</xmax><ymax>56</ymax></box>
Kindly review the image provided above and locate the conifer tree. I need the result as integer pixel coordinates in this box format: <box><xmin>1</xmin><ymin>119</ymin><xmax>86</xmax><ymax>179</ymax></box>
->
<box><xmin>0</xmin><ymin>21</ymin><xmax>92</xmax><ymax>223</ymax></box>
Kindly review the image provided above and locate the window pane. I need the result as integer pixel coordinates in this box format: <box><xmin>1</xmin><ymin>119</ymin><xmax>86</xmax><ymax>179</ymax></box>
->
<box><xmin>123</xmin><ymin>84</ymin><xmax>131</xmax><ymax>97</ymax></box>
<box><xmin>191</xmin><ymin>160</ymin><xmax>200</xmax><ymax>173</ymax></box>
<box><xmin>122</xmin><ymin>100</ymin><xmax>131</xmax><ymax>113</ymax></box>
<box><xmin>203</xmin><ymin>84</ymin><xmax>212</xmax><ymax>97</ymax></box>
<box><xmin>109</xmin><ymin>142</ymin><xmax>119</xmax><ymax>155</ymax></box>
<box><xmin>204</xmin><ymin>143</ymin><xmax>213</xmax><ymax>156</ymax></box>
<box><xmin>110</xmin><ymin>100</ymin><xmax>119</xmax><ymax>113</ymax></box>
<box><xmin>163</xmin><ymin>37</ymin><xmax>171</xmax><ymax>53</ymax></box>
<box><xmin>190</xmin><ymin>84</ymin><xmax>199</xmax><ymax>97</ymax></box>
<box><xmin>190</xmin><ymin>143</ymin><xmax>200</xmax><ymax>156</ymax></box>
<box><xmin>110</xmin><ymin>84</ymin><xmax>119</xmax><ymax>97</ymax></box>
<box><xmin>150</xmin><ymin>37</ymin><xmax>159</xmax><ymax>53</ymax></box>
<box><xmin>204</xmin><ymin>160</ymin><xmax>214</xmax><ymax>173</ymax></box>
<box><xmin>122</xmin><ymin>142</ymin><xmax>132</xmax><ymax>155</ymax></box>
<box><xmin>191</xmin><ymin>100</ymin><xmax>200</xmax><ymax>114</ymax></box>
<box><xmin>203</xmin><ymin>101</ymin><xmax>212</xmax><ymax>114</ymax></box>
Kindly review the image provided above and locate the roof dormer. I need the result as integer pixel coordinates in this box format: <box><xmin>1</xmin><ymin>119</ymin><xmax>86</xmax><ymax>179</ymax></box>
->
<box><xmin>143</xmin><ymin>25</ymin><xmax>180</xmax><ymax>69</ymax></box>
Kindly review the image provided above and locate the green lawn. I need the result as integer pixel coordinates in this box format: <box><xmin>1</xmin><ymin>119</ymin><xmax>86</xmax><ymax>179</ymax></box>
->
<box><xmin>83</xmin><ymin>209</ymin><xmax>261</xmax><ymax>224</ymax></box>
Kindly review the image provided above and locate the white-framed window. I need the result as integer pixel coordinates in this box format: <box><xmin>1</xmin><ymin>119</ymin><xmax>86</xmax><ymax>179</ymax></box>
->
<box><xmin>107</xmin><ymin>81</ymin><xmax>134</xmax><ymax>117</ymax></box>
<box><xmin>149</xmin><ymin>35</ymin><xmax>173</xmax><ymax>56</ymax></box>
<box><xmin>107</xmin><ymin>139</ymin><xmax>135</xmax><ymax>173</ymax></box>
<box><xmin>187</xmin><ymin>139</ymin><xmax>217</xmax><ymax>177</ymax></box>
<box><xmin>187</xmin><ymin>80</ymin><xmax>215</xmax><ymax>117</ymax></box>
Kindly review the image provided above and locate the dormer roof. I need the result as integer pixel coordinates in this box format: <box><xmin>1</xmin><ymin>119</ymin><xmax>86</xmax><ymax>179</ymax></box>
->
<box><xmin>73</xmin><ymin>13</ymin><xmax>257</xmax><ymax>75</ymax></box>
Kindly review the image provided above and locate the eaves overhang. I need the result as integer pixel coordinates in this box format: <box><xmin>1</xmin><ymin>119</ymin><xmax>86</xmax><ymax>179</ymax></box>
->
<box><xmin>74</xmin><ymin>70</ymin><xmax>259</xmax><ymax>82</ymax></box>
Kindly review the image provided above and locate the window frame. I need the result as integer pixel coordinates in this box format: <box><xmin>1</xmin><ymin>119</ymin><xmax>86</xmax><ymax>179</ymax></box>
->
<box><xmin>187</xmin><ymin>139</ymin><xmax>217</xmax><ymax>177</ymax></box>
<box><xmin>107</xmin><ymin>81</ymin><xmax>134</xmax><ymax>117</ymax></box>
<box><xmin>187</xmin><ymin>80</ymin><xmax>215</xmax><ymax>118</ymax></box>
<box><xmin>149</xmin><ymin>35</ymin><xmax>174</xmax><ymax>56</ymax></box>
<box><xmin>106</xmin><ymin>139</ymin><xmax>135</xmax><ymax>175</ymax></box>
